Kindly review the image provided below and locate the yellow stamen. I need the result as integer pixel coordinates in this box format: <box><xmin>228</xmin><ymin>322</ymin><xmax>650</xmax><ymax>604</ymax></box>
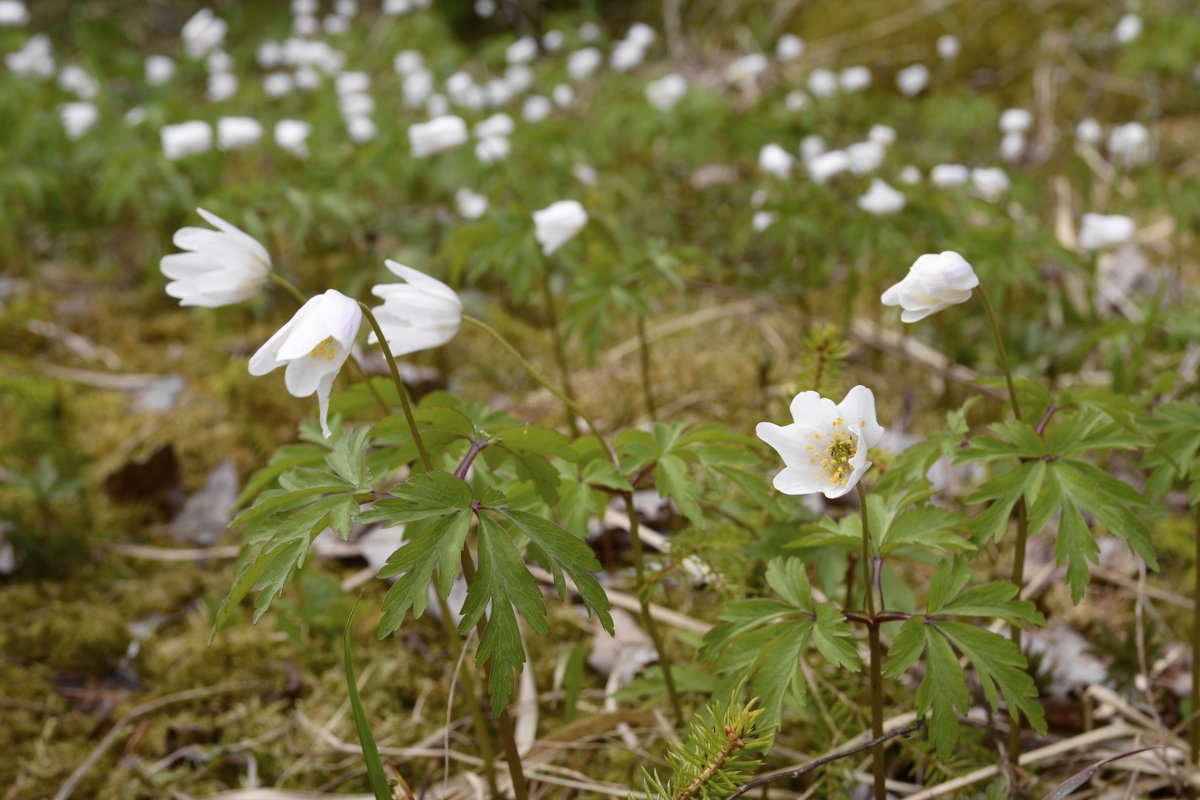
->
<box><xmin>310</xmin><ymin>336</ymin><xmax>338</xmax><ymax>360</ymax></box>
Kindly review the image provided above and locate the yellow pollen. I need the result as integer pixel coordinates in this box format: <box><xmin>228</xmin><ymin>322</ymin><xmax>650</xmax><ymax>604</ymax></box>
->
<box><xmin>818</xmin><ymin>429</ymin><xmax>859</xmax><ymax>487</ymax></box>
<box><xmin>310</xmin><ymin>336</ymin><xmax>338</xmax><ymax>360</ymax></box>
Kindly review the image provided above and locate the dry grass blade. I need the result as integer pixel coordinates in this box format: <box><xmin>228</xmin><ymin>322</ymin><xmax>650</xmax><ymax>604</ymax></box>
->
<box><xmin>1038</xmin><ymin>745</ymin><xmax>1162</xmax><ymax>800</ymax></box>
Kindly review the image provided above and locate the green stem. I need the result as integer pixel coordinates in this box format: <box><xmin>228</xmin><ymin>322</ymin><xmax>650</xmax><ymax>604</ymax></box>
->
<box><xmin>979</xmin><ymin>285</ymin><xmax>1031</xmax><ymax>767</ymax></box>
<box><xmin>636</xmin><ymin>315</ymin><xmax>658</xmax><ymax>420</ymax></box>
<box><xmin>268</xmin><ymin>271</ymin><xmax>309</xmax><ymax>305</ymax></box>
<box><xmin>976</xmin><ymin>284</ymin><xmax>1023</xmax><ymax>422</ymax></box>
<box><xmin>358</xmin><ymin>303</ymin><xmax>433</xmax><ymax>473</ymax></box>
<box><xmin>1192</xmin><ymin>506</ymin><xmax>1200</xmax><ymax>765</ymax></box>
<box><xmin>623</xmin><ymin>491</ymin><xmax>684</xmax><ymax>725</ymax></box>
<box><xmin>537</xmin><ymin>255</ymin><xmax>581</xmax><ymax>437</ymax></box>
<box><xmin>857</xmin><ymin>482</ymin><xmax>885</xmax><ymax>800</ymax></box>
<box><xmin>463</xmin><ymin>314</ymin><xmax>605</xmax><ymax>445</ymax></box>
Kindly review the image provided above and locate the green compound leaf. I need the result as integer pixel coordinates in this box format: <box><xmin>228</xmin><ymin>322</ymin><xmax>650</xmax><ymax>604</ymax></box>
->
<box><xmin>376</xmin><ymin>512</ymin><xmax>471</xmax><ymax>636</ymax></box>
<box><xmin>358</xmin><ymin>470</ymin><xmax>473</xmax><ymax>525</ymax></box>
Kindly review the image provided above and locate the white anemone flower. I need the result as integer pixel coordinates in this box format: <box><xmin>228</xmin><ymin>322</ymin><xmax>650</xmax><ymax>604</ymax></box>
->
<box><xmin>1079</xmin><ymin>213</ymin><xmax>1134</xmax><ymax>251</ymax></box>
<box><xmin>367</xmin><ymin>261</ymin><xmax>463</xmax><ymax>356</ymax></box>
<box><xmin>249</xmin><ymin>290</ymin><xmax>362</xmax><ymax>439</ymax></box>
<box><xmin>857</xmin><ymin>179</ymin><xmax>905</xmax><ymax>215</ymax></box>
<box><xmin>160</xmin><ymin>208</ymin><xmax>271</xmax><ymax>308</ymax></box>
<box><xmin>758</xmin><ymin>143</ymin><xmax>794</xmax><ymax>178</ymax></box>
<box><xmin>881</xmin><ymin>251</ymin><xmax>979</xmax><ymax>323</ymax></box>
<box><xmin>896</xmin><ymin>63</ymin><xmax>929</xmax><ymax>96</ymax></box>
<box><xmin>776</xmin><ymin>34</ymin><xmax>804</xmax><ymax>61</ymax></box>
<box><xmin>161</xmin><ymin>120</ymin><xmax>212</xmax><ymax>159</ymax></box>
<box><xmin>409</xmin><ymin>115</ymin><xmax>467</xmax><ymax>157</ymax></box>
<box><xmin>936</xmin><ymin>34</ymin><xmax>960</xmax><ymax>60</ymax></box>
<box><xmin>756</xmin><ymin>385</ymin><xmax>885</xmax><ymax>498</ymax></box>
<box><xmin>533</xmin><ymin>200</ymin><xmax>588</xmax><ymax>255</ymax></box>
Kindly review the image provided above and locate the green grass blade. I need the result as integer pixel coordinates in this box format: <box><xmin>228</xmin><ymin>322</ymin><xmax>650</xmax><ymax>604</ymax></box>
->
<box><xmin>343</xmin><ymin>603</ymin><xmax>393</xmax><ymax>800</ymax></box>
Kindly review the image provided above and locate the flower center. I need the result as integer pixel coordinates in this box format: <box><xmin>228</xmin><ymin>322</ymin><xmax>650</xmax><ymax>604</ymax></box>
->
<box><xmin>806</xmin><ymin>417</ymin><xmax>858</xmax><ymax>487</ymax></box>
<box><xmin>309</xmin><ymin>336</ymin><xmax>338</xmax><ymax>360</ymax></box>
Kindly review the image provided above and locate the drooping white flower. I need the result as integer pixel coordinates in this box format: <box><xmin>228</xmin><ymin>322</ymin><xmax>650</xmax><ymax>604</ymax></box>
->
<box><xmin>293</xmin><ymin>13</ymin><xmax>318</xmax><ymax>36</ymax></box>
<box><xmin>999</xmin><ymin>107</ymin><xmax>1032</xmax><ymax>133</ymax></box>
<box><xmin>626</xmin><ymin>22</ymin><xmax>656</xmax><ymax>48</ymax></box>
<box><xmin>455</xmin><ymin>188</ymin><xmax>489</xmax><ymax>220</ymax></box>
<box><xmin>295</xmin><ymin>66</ymin><xmax>321</xmax><ymax>90</ymax></box>
<box><xmin>758</xmin><ymin>143</ymin><xmax>794</xmax><ymax>178</ymax></box>
<box><xmin>896</xmin><ymin>63</ymin><xmax>929</xmax><ymax>96</ymax></box>
<box><xmin>857</xmin><ymin>179</ymin><xmax>905</xmax><ymax>215</ymax></box>
<box><xmin>403</xmin><ymin>69</ymin><xmax>434</xmax><ymax>107</ymax></box>
<box><xmin>881</xmin><ymin>251</ymin><xmax>979</xmax><ymax>322</ymax></box>
<box><xmin>646</xmin><ymin>73</ymin><xmax>686</xmax><ymax>110</ymax></box>
<box><xmin>206</xmin><ymin>50</ymin><xmax>232</xmax><ymax>74</ymax></box>
<box><xmin>161</xmin><ymin>208</ymin><xmax>271</xmax><ymax>308</ymax></box>
<box><xmin>839</xmin><ymin>66</ymin><xmax>871</xmax><ymax>92</ymax></box>
<box><xmin>970</xmin><ymin>167</ymin><xmax>1010</xmax><ymax>201</ymax></box>
<box><xmin>368</xmin><ymin>261</ymin><xmax>462</xmax><ymax>357</ymax></box>
<box><xmin>347</xmin><ymin>115</ymin><xmax>377</xmax><ymax>143</ymax></box>
<box><xmin>0</xmin><ymin>0</ymin><xmax>29</xmax><ymax>26</ymax></box>
<box><xmin>475</xmin><ymin>113</ymin><xmax>514</xmax><ymax>140</ymax></box>
<box><xmin>578</xmin><ymin>21</ymin><xmax>600</xmax><ymax>41</ymax></box>
<box><xmin>275</xmin><ymin>119</ymin><xmax>311</xmax><ymax>157</ymax></box>
<box><xmin>807</xmin><ymin>68</ymin><xmax>838</xmax><ymax>97</ymax></box>
<box><xmin>846</xmin><ymin>140</ymin><xmax>885</xmax><ymax>175</ymax></box>
<box><xmin>776</xmin><ymin>34</ymin><xmax>804</xmax><ymax>61</ymax></box>
<box><xmin>1075</xmin><ymin>117</ymin><xmax>1101</xmax><ymax>143</ymax></box>
<box><xmin>473</xmin><ymin>0</ymin><xmax>493</xmax><ymax>15</ymax></box>
<box><xmin>504</xmin><ymin>64</ymin><xmax>534</xmax><ymax>93</ymax></box>
<box><xmin>59</xmin><ymin>102</ymin><xmax>98</xmax><ymax>140</ymax></box>
<box><xmin>217</xmin><ymin>116</ymin><xmax>263</xmax><ymax>150</ymax></box>
<box><xmin>125</xmin><ymin>107</ymin><xmax>146</xmax><ymax>126</ymax></box>
<box><xmin>568</xmin><ymin>47</ymin><xmax>602</xmax><ymax>81</ymax></box>
<box><xmin>808</xmin><ymin>150</ymin><xmax>850</xmax><ymax>183</ymax></box>
<box><xmin>532</xmin><ymin>200</ymin><xmax>587</xmax><ymax>255</ymax></box>
<box><xmin>936</xmin><ymin>34</ymin><xmax>960</xmax><ymax>60</ymax></box>
<box><xmin>929</xmin><ymin>163</ymin><xmax>969</xmax><ymax>187</ymax></box>
<box><xmin>249</xmin><ymin>290</ymin><xmax>361</xmax><ymax>439</ymax></box>
<box><xmin>161</xmin><ymin>120</ymin><xmax>213</xmax><ymax>159</ymax></box>
<box><xmin>409</xmin><ymin>115</ymin><xmax>468</xmax><ymax>157</ymax></box>
<box><xmin>1113</xmin><ymin>13</ymin><xmax>1141</xmax><ymax>44</ymax></box>
<box><xmin>383</xmin><ymin>0</ymin><xmax>412</xmax><ymax>12</ymax></box>
<box><xmin>182</xmin><ymin>8</ymin><xmax>227</xmax><ymax>58</ymax></box>
<box><xmin>756</xmin><ymin>385</ymin><xmax>885</xmax><ymax>499</ymax></box>
<box><xmin>1079</xmin><ymin>213</ymin><xmax>1134</xmax><ymax>251</ymax></box>
<box><xmin>610</xmin><ymin>39</ymin><xmax>645</xmax><ymax>71</ymax></box>
<box><xmin>146</xmin><ymin>55</ymin><xmax>176</xmax><ymax>85</ymax></box>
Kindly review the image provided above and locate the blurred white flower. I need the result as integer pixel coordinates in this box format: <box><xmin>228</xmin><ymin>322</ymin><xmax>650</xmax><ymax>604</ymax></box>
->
<box><xmin>182</xmin><ymin>8</ymin><xmax>227</xmax><ymax>58</ymax></box>
<box><xmin>1075</xmin><ymin>117</ymin><xmax>1101</xmax><ymax>143</ymax></box>
<box><xmin>507</xmin><ymin>35</ymin><xmax>537</xmax><ymax>64</ymax></box>
<box><xmin>807</xmin><ymin>68</ymin><xmax>838</xmax><ymax>97</ymax></box>
<box><xmin>800</xmin><ymin>134</ymin><xmax>826</xmax><ymax>162</ymax></box>
<box><xmin>840</xmin><ymin>66</ymin><xmax>871</xmax><ymax>91</ymax></box>
<box><xmin>59</xmin><ymin>102</ymin><xmax>98</xmax><ymax>140</ymax></box>
<box><xmin>522</xmin><ymin>94</ymin><xmax>552</xmax><ymax>122</ymax></box>
<box><xmin>339</xmin><ymin>91</ymin><xmax>374</xmax><ymax>117</ymax></box>
<box><xmin>257</xmin><ymin>41</ymin><xmax>283</xmax><ymax>68</ymax></box>
<box><xmin>455</xmin><ymin>188</ymin><xmax>489</xmax><ymax>220</ymax></box>
<box><xmin>409</xmin><ymin>115</ymin><xmax>468</xmax><ymax>157</ymax></box>
<box><xmin>646</xmin><ymin>73</ymin><xmax>686</xmax><ymax>110</ymax></box>
<box><xmin>393</xmin><ymin>50</ymin><xmax>423</xmax><ymax>75</ymax></box>
<box><xmin>868</xmin><ymin>124</ymin><xmax>897</xmax><ymax>147</ymax></box>
<box><xmin>294</xmin><ymin>66</ymin><xmax>320</xmax><ymax>89</ymax></box>
<box><xmin>936</xmin><ymin>34</ymin><xmax>960</xmax><ymax>60</ymax></box>
<box><xmin>504</xmin><ymin>64</ymin><xmax>533</xmax><ymax>93</ymax></box>
<box><xmin>264</xmin><ymin>72</ymin><xmax>295</xmax><ymax>97</ymax></box>
<box><xmin>475</xmin><ymin>135</ymin><xmax>510</xmax><ymax>163</ymax></box>
<box><xmin>161</xmin><ymin>208</ymin><xmax>271</xmax><ymax>308</ymax></box>
<box><xmin>207</xmin><ymin>71</ymin><xmax>238</xmax><ymax>102</ymax></box>
<box><xmin>0</xmin><ymin>0</ymin><xmax>29</xmax><ymax>25</ymax></box>
<box><xmin>726</xmin><ymin>53</ymin><xmax>768</xmax><ymax>84</ymax></box>
<box><xmin>552</xmin><ymin>83</ymin><xmax>574</xmax><ymax>107</ymax></box>
<box><xmin>161</xmin><ymin>120</ymin><xmax>213</xmax><ymax>159</ymax></box>
<box><xmin>1000</xmin><ymin>131</ymin><xmax>1025</xmax><ymax>162</ymax></box>
<box><xmin>347</xmin><ymin>115</ymin><xmax>376</xmax><ymax>143</ymax></box>
<box><xmin>896</xmin><ymin>63</ymin><xmax>928</xmax><ymax>96</ymax></box>
<box><xmin>484</xmin><ymin>78</ymin><xmax>514</xmax><ymax>106</ymax></box>
<box><xmin>335</xmin><ymin>0</ymin><xmax>357</xmax><ymax>16</ymax></box>
<box><xmin>291</xmin><ymin>0</ymin><xmax>317</xmax><ymax>13</ymax></box>
<box><xmin>1079</xmin><ymin>213</ymin><xmax>1134</xmax><ymax>251</ymax></box>
<box><xmin>847</xmin><ymin>140</ymin><xmax>885</xmax><ymax>175</ymax></box>
<box><xmin>383</xmin><ymin>0</ymin><xmax>412</xmax><ymax>12</ymax></box>
<box><xmin>898</xmin><ymin>165</ymin><xmax>922</xmax><ymax>185</ymax></box>
<box><xmin>58</xmin><ymin>65</ymin><xmax>96</xmax><ymax>99</ymax></box>
<box><xmin>808</xmin><ymin>150</ymin><xmax>850</xmax><ymax>183</ymax></box>
<box><xmin>533</xmin><ymin>200</ymin><xmax>588</xmax><ymax>255</ymax></box>
<box><xmin>368</xmin><ymin>261</ymin><xmax>463</xmax><ymax>357</ymax></box>
<box><xmin>475</xmin><ymin>113</ymin><xmax>514</xmax><ymax>139</ymax></box>
<box><xmin>249</xmin><ymin>289</ymin><xmax>362</xmax><ymax>439</ymax></box>
<box><xmin>403</xmin><ymin>69</ymin><xmax>434</xmax><ymax>107</ymax></box>
<box><xmin>427</xmin><ymin>94</ymin><xmax>449</xmax><ymax>116</ymax></box>
<box><xmin>756</xmin><ymin>385</ymin><xmax>885</xmax><ymax>499</ymax></box>
<box><xmin>217</xmin><ymin>116</ymin><xmax>263</xmax><ymax>150</ymax></box>
<box><xmin>776</xmin><ymin>34</ymin><xmax>804</xmax><ymax>61</ymax></box>
<box><xmin>473</xmin><ymin>0</ymin><xmax>494</xmax><ymax>16</ymax></box>
<box><xmin>752</xmin><ymin>210</ymin><xmax>777</xmax><ymax>232</ymax></box>
<box><xmin>858</xmin><ymin>179</ymin><xmax>905</xmax><ymax>215</ymax></box>
<box><xmin>568</xmin><ymin>47</ymin><xmax>602</xmax><ymax>80</ymax></box>
<box><xmin>275</xmin><ymin>119</ymin><xmax>312</xmax><ymax>157</ymax></box>
<box><xmin>929</xmin><ymin>163</ymin><xmax>969</xmax><ymax>187</ymax></box>
<box><xmin>999</xmin><ymin>108</ymin><xmax>1032</xmax><ymax>133</ymax></box>
<box><xmin>336</xmin><ymin>71</ymin><xmax>369</xmax><ymax>95</ymax></box>
<box><xmin>543</xmin><ymin>30</ymin><xmax>564</xmax><ymax>51</ymax></box>
<box><xmin>758</xmin><ymin>143</ymin><xmax>794</xmax><ymax>178</ymax></box>
<box><xmin>749</xmin><ymin>189</ymin><xmax>767</xmax><ymax>208</ymax></box>
<box><xmin>970</xmin><ymin>167</ymin><xmax>1010</xmax><ymax>201</ymax></box>
<box><xmin>207</xmin><ymin>50</ymin><xmax>232</xmax><ymax>73</ymax></box>
<box><xmin>1113</xmin><ymin>13</ymin><xmax>1142</xmax><ymax>44</ymax></box>
<box><xmin>784</xmin><ymin>89</ymin><xmax>810</xmax><ymax>111</ymax></box>
<box><xmin>146</xmin><ymin>54</ymin><xmax>176</xmax><ymax>85</ymax></box>
<box><xmin>124</xmin><ymin>107</ymin><xmax>146</xmax><ymax>126</ymax></box>
<box><xmin>626</xmin><ymin>22</ymin><xmax>656</xmax><ymax>48</ymax></box>
<box><xmin>1108</xmin><ymin>122</ymin><xmax>1151</xmax><ymax>167</ymax></box>
<box><xmin>293</xmin><ymin>14</ymin><xmax>318</xmax><ymax>36</ymax></box>
<box><xmin>573</xmin><ymin>163</ymin><xmax>597</xmax><ymax>185</ymax></box>
<box><xmin>881</xmin><ymin>251</ymin><xmax>979</xmax><ymax>322</ymax></box>
<box><xmin>322</xmin><ymin>12</ymin><xmax>348</xmax><ymax>33</ymax></box>
<box><xmin>610</xmin><ymin>39</ymin><xmax>645</xmax><ymax>71</ymax></box>
<box><xmin>578</xmin><ymin>21</ymin><xmax>601</xmax><ymax>42</ymax></box>
<box><xmin>6</xmin><ymin>33</ymin><xmax>54</xmax><ymax>77</ymax></box>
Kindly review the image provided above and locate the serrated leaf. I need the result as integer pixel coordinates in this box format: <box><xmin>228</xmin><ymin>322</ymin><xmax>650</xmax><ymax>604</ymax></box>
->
<box><xmin>325</xmin><ymin>427</ymin><xmax>372</xmax><ymax>488</ymax></box>
<box><xmin>937</xmin><ymin>582</ymin><xmax>1044</xmax><ymax>627</ymax></box>
<box><xmin>936</xmin><ymin>621</ymin><xmax>1046</xmax><ymax>734</ymax></box>
<box><xmin>812</xmin><ymin>604</ymin><xmax>859</xmax><ymax>671</ymax></box>
<box><xmin>1054</xmin><ymin>499</ymin><xmax>1099</xmax><ymax>604</ymax></box>
<box><xmin>926</xmin><ymin>559</ymin><xmax>971</xmax><ymax>615</ymax></box>
<box><xmin>377</xmin><ymin>512</ymin><xmax>470</xmax><ymax>635</ymax></box>
<box><xmin>920</xmin><ymin>626</ymin><xmax>971</xmax><ymax>759</ymax></box>
<box><xmin>750</xmin><ymin>620</ymin><xmax>811</xmax><ymax>726</ymax></box>
<box><xmin>764</xmin><ymin>558</ymin><xmax>813</xmax><ymax>611</ymax></box>
<box><xmin>657</xmin><ymin>453</ymin><xmax>703</xmax><ymax>525</ymax></box>
<box><xmin>494</xmin><ymin>423</ymin><xmax>576</xmax><ymax>459</ymax></box>
<box><xmin>1056</xmin><ymin>461</ymin><xmax>1155</xmax><ymax>568</ymax></box>
<box><xmin>358</xmin><ymin>471</ymin><xmax>473</xmax><ymax>524</ymax></box>
<box><xmin>883</xmin><ymin>616</ymin><xmax>927</xmax><ymax>679</ymax></box>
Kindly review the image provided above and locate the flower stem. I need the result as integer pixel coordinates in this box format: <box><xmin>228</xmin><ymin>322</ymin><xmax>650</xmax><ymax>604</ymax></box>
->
<box><xmin>623</xmin><ymin>491</ymin><xmax>684</xmax><ymax>726</ymax></box>
<box><xmin>636</xmin><ymin>315</ymin><xmax>658</xmax><ymax>420</ymax></box>
<box><xmin>976</xmin><ymin>284</ymin><xmax>1023</xmax><ymax>422</ymax></box>
<box><xmin>857</xmin><ymin>482</ymin><xmax>886</xmax><ymax>800</ymax></box>
<box><xmin>358</xmin><ymin>303</ymin><xmax>433</xmax><ymax>473</ymax></box>
<box><xmin>268</xmin><ymin>271</ymin><xmax>309</xmax><ymax>306</ymax></box>
<box><xmin>537</xmin><ymin>255</ymin><xmax>581</xmax><ymax>437</ymax></box>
